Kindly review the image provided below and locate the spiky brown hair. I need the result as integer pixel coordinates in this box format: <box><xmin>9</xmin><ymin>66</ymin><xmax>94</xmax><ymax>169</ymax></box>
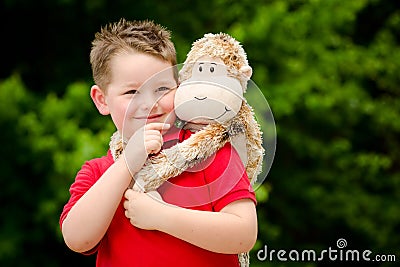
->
<box><xmin>90</xmin><ymin>18</ymin><xmax>177</xmax><ymax>90</ymax></box>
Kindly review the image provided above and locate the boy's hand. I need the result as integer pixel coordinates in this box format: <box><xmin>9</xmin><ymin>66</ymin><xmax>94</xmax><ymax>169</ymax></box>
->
<box><xmin>123</xmin><ymin>189</ymin><xmax>167</xmax><ymax>230</ymax></box>
<box><xmin>123</xmin><ymin>123</ymin><xmax>170</xmax><ymax>175</ymax></box>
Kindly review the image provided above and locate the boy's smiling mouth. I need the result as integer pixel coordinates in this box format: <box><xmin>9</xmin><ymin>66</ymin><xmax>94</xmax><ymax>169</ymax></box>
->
<box><xmin>135</xmin><ymin>114</ymin><xmax>163</xmax><ymax>120</ymax></box>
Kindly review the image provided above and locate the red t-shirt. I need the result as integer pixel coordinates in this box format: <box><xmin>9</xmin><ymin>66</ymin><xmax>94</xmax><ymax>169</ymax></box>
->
<box><xmin>60</xmin><ymin>129</ymin><xmax>256</xmax><ymax>267</ymax></box>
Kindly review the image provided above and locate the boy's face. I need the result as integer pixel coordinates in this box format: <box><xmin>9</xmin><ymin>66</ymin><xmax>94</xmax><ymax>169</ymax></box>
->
<box><xmin>100</xmin><ymin>52</ymin><xmax>177</xmax><ymax>139</ymax></box>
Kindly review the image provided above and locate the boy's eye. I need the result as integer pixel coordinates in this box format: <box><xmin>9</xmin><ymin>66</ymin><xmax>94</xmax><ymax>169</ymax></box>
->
<box><xmin>157</xmin><ymin>86</ymin><xmax>171</xmax><ymax>92</ymax></box>
<box><xmin>125</xmin><ymin>89</ymin><xmax>138</xmax><ymax>94</ymax></box>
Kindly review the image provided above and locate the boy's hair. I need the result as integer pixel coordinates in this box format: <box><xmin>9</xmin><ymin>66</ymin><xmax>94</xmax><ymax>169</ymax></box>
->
<box><xmin>90</xmin><ymin>18</ymin><xmax>177</xmax><ymax>89</ymax></box>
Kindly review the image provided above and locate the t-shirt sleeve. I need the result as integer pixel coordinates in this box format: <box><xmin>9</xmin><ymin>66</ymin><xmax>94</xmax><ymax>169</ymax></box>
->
<box><xmin>59</xmin><ymin>153</ymin><xmax>113</xmax><ymax>255</ymax></box>
<box><xmin>204</xmin><ymin>143</ymin><xmax>257</xmax><ymax>212</ymax></box>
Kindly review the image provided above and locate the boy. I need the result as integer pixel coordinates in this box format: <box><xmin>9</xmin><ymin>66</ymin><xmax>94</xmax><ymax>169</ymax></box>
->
<box><xmin>60</xmin><ymin>19</ymin><xmax>257</xmax><ymax>267</ymax></box>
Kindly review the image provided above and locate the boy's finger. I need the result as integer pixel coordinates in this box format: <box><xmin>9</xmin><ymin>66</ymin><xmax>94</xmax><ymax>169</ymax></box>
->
<box><xmin>145</xmin><ymin>122</ymin><xmax>170</xmax><ymax>131</ymax></box>
<box><xmin>145</xmin><ymin>129</ymin><xmax>165</xmax><ymax>137</ymax></box>
<box><xmin>132</xmin><ymin>183</ymin><xmax>144</xmax><ymax>192</ymax></box>
<box><xmin>124</xmin><ymin>188</ymin><xmax>134</xmax><ymax>199</ymax></box>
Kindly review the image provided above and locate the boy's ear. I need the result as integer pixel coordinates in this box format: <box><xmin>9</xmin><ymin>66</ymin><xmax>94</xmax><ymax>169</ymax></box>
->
<box><xmin>90</xmin><ymin>85</ymin><xmax>110</xmax><ymax>115</ymax></box>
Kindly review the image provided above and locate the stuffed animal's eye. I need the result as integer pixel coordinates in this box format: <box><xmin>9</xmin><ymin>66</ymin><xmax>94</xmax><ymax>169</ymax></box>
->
<box><xmin>199</xmin><ymin>66</ymin><xmax>203</xmax><ymax>72</ymax></box>
<box><xmin>210</xmin><ymin>66</ymin><xmax>214</xmax><ymax>73</ymax></box>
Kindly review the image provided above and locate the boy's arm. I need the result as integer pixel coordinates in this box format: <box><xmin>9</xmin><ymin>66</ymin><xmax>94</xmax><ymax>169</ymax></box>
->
<box><xmin>62</xmin><ymin>123</ymin><xmax>168</xmax><ymax>253</ymax></box>
<box><xmin>124</xmin><ymin>190</ymin><xmax>257</xmax><ymax>254</ymax></box>
<box><xmin>62</xmin><ymin>158</ymin><xmax>132</xmax><ymax>253</ymax></box>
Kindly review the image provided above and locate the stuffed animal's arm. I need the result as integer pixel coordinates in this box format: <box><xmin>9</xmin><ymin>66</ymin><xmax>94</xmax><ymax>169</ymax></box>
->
<box><xmin>240</xmin><ymin>103</ymin><xmax>265</xmax><ymax>184</ymax></box>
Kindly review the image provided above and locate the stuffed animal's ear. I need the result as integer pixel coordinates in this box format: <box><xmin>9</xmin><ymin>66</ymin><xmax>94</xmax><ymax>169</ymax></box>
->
<box><xmin>240</xmin><ymin>65</ymin><xmax>252</xmax><ymax>79</ymax></box>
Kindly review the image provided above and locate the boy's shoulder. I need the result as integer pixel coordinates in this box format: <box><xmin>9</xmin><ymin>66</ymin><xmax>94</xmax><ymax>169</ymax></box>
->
<box><xmin>87</xmin><ymin>150</ymin><xmax>114</xmax><ymax>164</ymax></box>
<box><xmin>80</xmin><ymin>150</ymin><xmax>114</xmax><ymax>178</ymax></box>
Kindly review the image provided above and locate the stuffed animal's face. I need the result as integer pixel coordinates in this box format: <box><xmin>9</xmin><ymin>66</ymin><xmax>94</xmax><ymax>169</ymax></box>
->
<box><xmin>174</xmin><ymin>56</ymin><xmax>244</xmax><ymax>124</ymax></box>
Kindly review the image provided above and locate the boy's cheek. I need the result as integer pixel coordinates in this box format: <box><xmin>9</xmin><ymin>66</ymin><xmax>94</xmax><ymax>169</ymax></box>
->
<box><xmin>159</xmin><ymin>91</ymin><xmax>176</xmax><ymax>112</ymax></box>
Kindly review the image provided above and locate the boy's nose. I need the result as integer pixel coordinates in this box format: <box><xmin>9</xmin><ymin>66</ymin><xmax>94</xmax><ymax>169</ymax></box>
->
<box><xmin>139</xmin><ymin>94</ymin><xmax>159</xmax><ymax>111</ymax></box>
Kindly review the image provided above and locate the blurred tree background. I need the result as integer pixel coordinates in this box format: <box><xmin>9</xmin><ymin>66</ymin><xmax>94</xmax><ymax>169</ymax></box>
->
<box><xmin>0</xmin><ymin>0</ymin><xmax>399</xmax><ymax>266</ymax></box>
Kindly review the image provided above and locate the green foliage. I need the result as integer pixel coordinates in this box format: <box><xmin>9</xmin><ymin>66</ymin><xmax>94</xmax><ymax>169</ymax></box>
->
<box><xmin>229</xmin><ymin>1</ymin><xmax>400</xmax><ymax>266</ymax></box>
<box><xmin>0</xmin><ymin>76</ymin><xmax>113</xmax><ymax>266</ymax></box>
<box><xmin>1</xmin><ymin>0</ymin><xmax>399</xmax><ymax>266</ymax></box>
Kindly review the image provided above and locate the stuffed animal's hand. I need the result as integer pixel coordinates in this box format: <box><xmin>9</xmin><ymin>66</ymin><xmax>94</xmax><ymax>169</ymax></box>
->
<box><xmin>123</xmin><ymin>123</ymin><xmax>170</xmax><ymax>175</ymax></box>
<box><xmin>123</xmin><ymin>188</ymin><xmax>167</xmax><ymax>230</ymax></box>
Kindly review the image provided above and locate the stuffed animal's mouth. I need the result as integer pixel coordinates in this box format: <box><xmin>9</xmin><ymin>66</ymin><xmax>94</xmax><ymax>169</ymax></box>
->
<box><xmin>192</xmin><ymin>96</ymin><xmax>232</xmax><ymax>119</ymax></box>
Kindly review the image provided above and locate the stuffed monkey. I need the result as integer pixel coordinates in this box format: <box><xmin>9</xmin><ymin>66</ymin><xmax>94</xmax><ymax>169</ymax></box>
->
<box><xmin>132</xmin><ymin>33</ymin><xmax>264</xmax><ymax>191</ymax></box>
<box><xmin>110</xmin><ymin>32</ymin><xmax>264</xmax><ymax>267</ymax></box>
